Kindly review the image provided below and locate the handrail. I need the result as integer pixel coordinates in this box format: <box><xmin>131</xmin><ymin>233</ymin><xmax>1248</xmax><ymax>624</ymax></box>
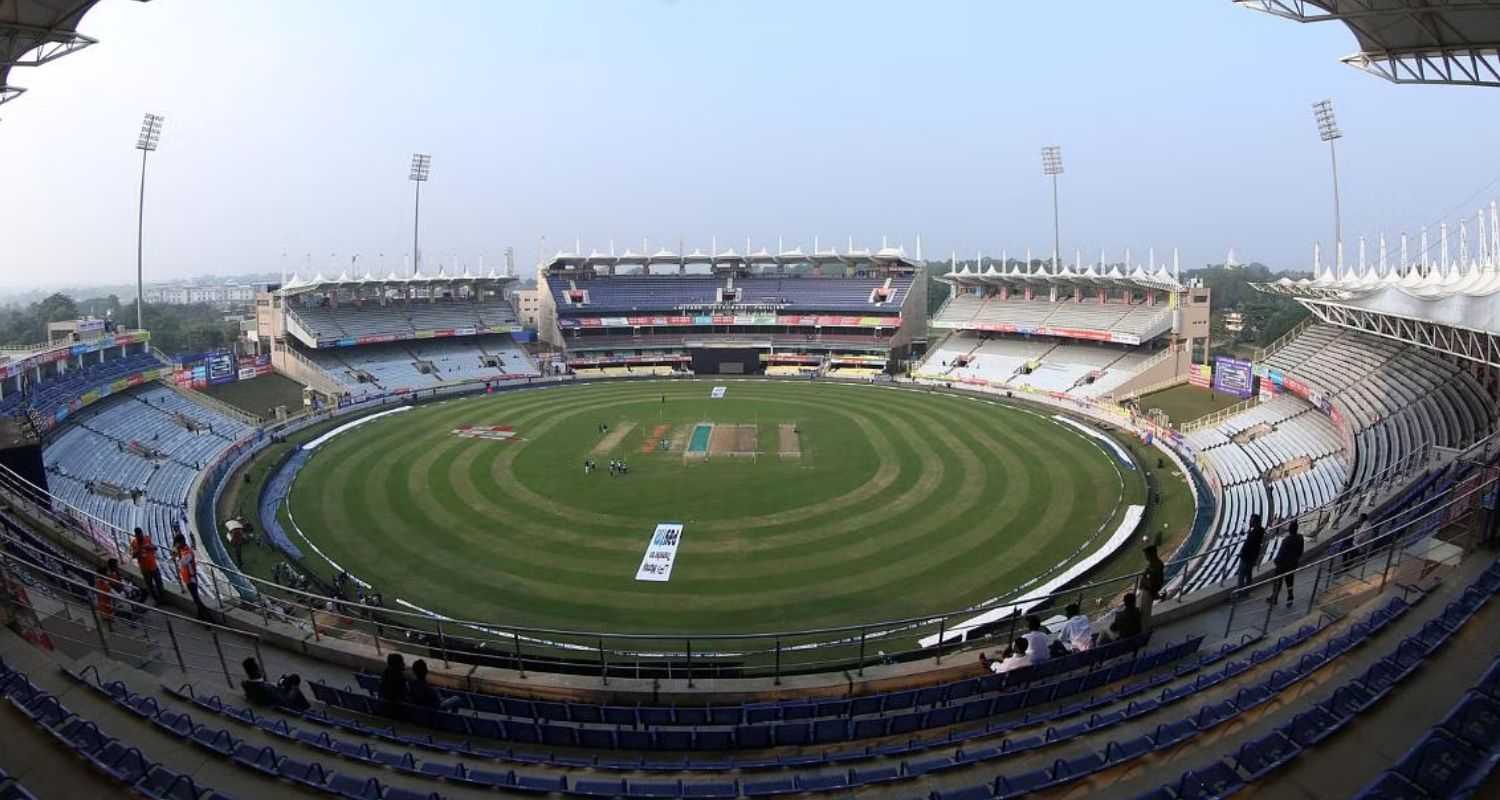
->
<box><xmin>0</xmin><ymin>374</ymin><xmax>1491</xmax><ymax>678</ymax></box>
<box><xmin>156</xmin><ymin>379</ymin><xmax>262</xmax><ymax>426</ymax></box>
<box><xmin>1178</xmin><ymin>395</ymin><xmax>1260</xmax><ymax>433</ymax></box>
<box><xmin>1254</xmin><ymin>315</ymin><xmax>1316</xmax><ymax>363</ymax></box>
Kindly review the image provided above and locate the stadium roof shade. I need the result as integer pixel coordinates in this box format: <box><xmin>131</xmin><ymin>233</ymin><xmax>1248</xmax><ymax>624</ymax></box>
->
<box><xmin>1236</xmin><ymin>0</ymin><xmax>1500</xmax><ymax>86</ymax></box>
<box><xmin>938</xmin><ymin>259</ymin><xmax>1186</xmax><ymax>292</ymax></box>
<box><xmin>0</xmin><ymin>0</ymin><xmax>146</xmax><ymax>110</ymax></box>
<box><xmin>277</xmin><ymin>269</ymin><xmax>517</xmax><ymax>297</ymax></box>
<box><xmin>543</xmin><ymin>246</ymin><xmax>922</xmax><ymax>271</ymax></box>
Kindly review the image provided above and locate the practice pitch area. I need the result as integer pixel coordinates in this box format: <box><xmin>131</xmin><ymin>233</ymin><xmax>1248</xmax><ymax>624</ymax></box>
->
<box><xmin>276</xmin><ymin>380</ymin><xmax>1150</xmax><ymax>636</ymax></box>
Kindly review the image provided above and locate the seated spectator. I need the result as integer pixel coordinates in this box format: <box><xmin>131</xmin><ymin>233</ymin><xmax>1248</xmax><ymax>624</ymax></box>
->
<box><xmin>240</xmin><ymin>658</ymin><xmax>282</xmax><ymax>707</ymax></box>
<box><xmin>1021</xmin><ymin>615</ymin><xmax>1052</xmax><ymax>662</ymax></box>
<box><xmin>277</xmin><ymin>673</ymin><xmax>310</xmax><ymax>712</ymax></box>
<box><xmin>409</xmin><ymin>659</ymin><xmax>461</xmax><ymax>711</ymax></box>
<box><xmin>1109</xmin><ymin>592</ymin><xmax>1143</xmax><ymax>640</ymax></box>
<box><xmin>378</xmin><ymin>653</ymin><xmax>408</xmax><ymax>719</ymax></box>
<box><xmin>1058</xmin><ymin>603</ymin><xmax>1093</xmax><ymax>652</ymax></box>
<box><xmin>995</xmin><ymin>638</ymin><xmax>1031</xmax><ymax>673</ymax></box>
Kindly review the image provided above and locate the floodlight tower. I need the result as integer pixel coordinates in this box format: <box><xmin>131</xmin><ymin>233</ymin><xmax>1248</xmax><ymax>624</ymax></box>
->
<box><xmin>134</xmin><ymin>113</ymin><xmax>163</xmax><ymax>331</ymax></box>
<box><xmin>1312</xmin><ymin>100</ymin><xmax>1344</xmax><ymax>275</ymax></box>
<box><xmin>409</xmin><ymin>153</ymin><xmax>431</xmax><ymax>276</ymax></box>
<box><xmin>1041</xmin><ymin>146</ymin><xmax>1064</xmax><ymax>272</ymax></box>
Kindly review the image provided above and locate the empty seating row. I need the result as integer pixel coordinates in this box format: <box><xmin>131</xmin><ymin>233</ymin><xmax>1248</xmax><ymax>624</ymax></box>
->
<box><xmin>933</xmin><ymin>294</ymin><xmax>1172</xmax><ymax>342</ymax></box>
<box><xmin>554</xmin><ymin>276</ymin><xmax>912</xmax><ymax>315</ymax></box>
<box><xmin>289</xmin><ymin>299</ymin><xmax>519</xmax><ymax>341</ymax></box>
<box><xmin>1136</xmin><ymin>560</ymin><xmax>1500</xmax><ymax>800</ymax></box>
<box><xmin>1</xmin><ymin>660</ymin><xmax>234</xmax><ymax>800</ymax></box>
<box><xmin>42</xmin><ymin>385</ymin><xmax>250</xmax><ymax>549</ymax></box>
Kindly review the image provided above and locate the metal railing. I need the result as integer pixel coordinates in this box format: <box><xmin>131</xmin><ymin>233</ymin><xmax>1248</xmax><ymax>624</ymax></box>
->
<box><xmin>1</xmin><ymin>374</ymin><xmax>1494</xmax><ymax>687</ymax></box>
<box><xmin>0</xmin><ymin>534</ymin><xmax>266</xmax><ymax>690</ymax></box>
<box><xmin>1254</xmin><ymin>315</ymin><xmax>1317</xmax><ymax>363</ymax></box>
<box><xmin>1220</xmin><ymin>467</ymin><xmax>1497</xmax><ymax>641</ymax></box>
<box><xmin>1178</xmin><ymin>395</ymin><xmax>1261</xmax><ymax>433</ymax></box>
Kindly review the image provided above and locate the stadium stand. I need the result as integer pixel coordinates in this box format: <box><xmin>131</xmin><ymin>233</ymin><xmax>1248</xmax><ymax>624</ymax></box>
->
<box><xmin>538</xmin><ymin>249</ymin><xmax>922</xmax><ymax>377</ymax></box>
<box><xmin>287</xmin><ymin>298</ymin><xmax>522</xmax><ymax>343</ymax></box>
<box><xmin>303</xmin><ymin>335</ymin><xmax>537</xmax><ymax>394</ymax></box>
<box><xmin>933</xmin><ymin>296</ymin><xmax>1174</xmax><ymax>344</ymax></box>
<box><xmin>42</xmin><ymin>385</ymin><xmax>253</xmax><ymax>548</ymax></box>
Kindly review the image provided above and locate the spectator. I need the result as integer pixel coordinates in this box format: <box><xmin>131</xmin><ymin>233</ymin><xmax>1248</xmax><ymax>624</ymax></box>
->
<box><xmin>1140</xmin><ymin>545</ymin><xmax>1165</xmax><ymax>627</ymax></box>
<box><xmin>172</xmin><ymin>533</ymin><xmax>214</xmax><ymax>622</ymax></box>
<box><xmin>93</xmin><ymin>564</ymin><xmax>120</xmax><ymax>630</ymax></box>
<box><xmin>1236</xmin><ymin>513</ymin><xmax>1266</xmax><ymax>589</ymax></box>
<box><xmin>277</xmin><ymin>673</ymin><xmax>311</xmax><ymax>712</ymax></box>
<box><xmin>410</xmin><ymin>659</ymin><xmax>463</xmax><ymax>712</ymax></box>
<box><xmin>1110</xmin><ymin>592</ymin><xmax>1143</xmax><ymax>640</ymax></box>
<box><xmin>1269</xmin><ymin>520</ymin><xmax>1305</xmax><ymax>608</ymax></box>
<box><xmin>1058</xmin><ymin>603</ymin><xmax>1093</xmax><ymax>652</ymax></box>
<box><xmin>1021</xmin><ymin>615</ymin><xmax>1052</xmax><ymax>663</ymax></box>
<box><xmin>130</xmin><ymin>527</ymin><xmax>164</xmax><ymax>604</ymax></box>
<box><xmin>986</xmin><ymin>639</ymin><xmax>1031</xmax><ymax>673</ymax></box>
<box><xmin>241</xmin><ymin>658</ymin><xmax>282</xmax><ymax>707</ymax></box>
<box><xmin>378</xmin><ymin>653</ymin><xmax>408</xmax><ymax>719</ymax></box>
<box><xmin>409</xmin><ymin>658</ymin><xmax>439</xmax><ymax>709</ymax></box>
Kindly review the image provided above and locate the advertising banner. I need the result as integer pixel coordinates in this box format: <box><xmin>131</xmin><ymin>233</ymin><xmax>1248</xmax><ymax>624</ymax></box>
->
<box><xmin>1188</xmin><ymin>364</ymin><xmax>1212</xmax><ymax>388</ymax></box>
<box><xmin>206</xmin><ymin>350</ymin><xmax>237</xmax><ymax>385</ymax></box>
<box><xmin>1211</xmin><ymin>356</ymin><xmax>1255</xmax><ymax>398</ymax></box>
<box><xmin>635</xmin><ymin>523</ymin><xmax>685</xmax><ymax>582</ymax></box>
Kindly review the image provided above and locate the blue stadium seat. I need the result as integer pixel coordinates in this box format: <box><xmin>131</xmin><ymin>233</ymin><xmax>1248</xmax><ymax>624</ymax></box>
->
<box><xmin>1233</xmin><ymin>730</ymin><xmax>1301</xmax><ymax>780</ymax></box>
<box><xmin>1174</xmin><ymin>761</ymin><xmax>1245</xmax><ymax>799</ymax></box>
<box><xmin>1439</xmin><ymin>691</ymin><xmax>1500</xmax><ymax>752</ymax></box>
<box><xmin>1391</xmin><ymin>730</ymin><xmax>1483</xmax><ymax>798</ymax></box>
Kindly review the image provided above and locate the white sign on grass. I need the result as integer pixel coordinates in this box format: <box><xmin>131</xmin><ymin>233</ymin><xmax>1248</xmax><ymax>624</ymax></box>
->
<box><xmin>635</xmin><ymin>523</ymin><xmax>685</xmax><ymax>582</ymax></box>
<box><xmin>710</xmin><ymin>386</ymin><xmax>727</xmax><ymax>399</ymax></box>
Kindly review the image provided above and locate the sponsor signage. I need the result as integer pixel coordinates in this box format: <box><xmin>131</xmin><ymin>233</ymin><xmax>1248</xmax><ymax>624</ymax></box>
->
<box><xmin>1212</xmin><ymin>356</ymin><xmax>1255</xmax><ymax>398</ymax></box>
<box><xmin>635</xmin><ymin>523</ymin><xmax>685</xmax><ymax>582</ymax></box>
<box><xmin>0</xmin><ymin>331</ymin><xmax>150</xmax><ymax>381</ymax></box>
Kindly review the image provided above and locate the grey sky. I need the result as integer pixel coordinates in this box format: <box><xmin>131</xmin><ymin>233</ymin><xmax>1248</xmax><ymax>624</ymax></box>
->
<box><xmin>2</xmin><ymin>0</ymin><xmax>1497</xmax><ymax>289</ymax></box>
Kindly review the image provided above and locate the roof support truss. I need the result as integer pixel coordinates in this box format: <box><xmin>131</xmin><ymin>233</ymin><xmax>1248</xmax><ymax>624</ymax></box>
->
<box><xmin>0</xmin><ymin>22</ymin><xmax>97</xmax><ymax>67</ymax></box>
<box><xmin>0</xmin><ymin>84</ymin><xmax>24</xmax><ymax>107</ymax></box>
<box><xmin>1235</xmin><ymin>0</ymin><xmax>1500</xmax><ymax>86</ymax></box>
<box><xmin>1299</xmin><ymin>298</ymin><xmax>1500</xmax><ymax>367</ymax></box>
<box><xmin>1343</xmin><ymin>47</ymin><xmax>1500</xmax><ymax>86</ymax></box>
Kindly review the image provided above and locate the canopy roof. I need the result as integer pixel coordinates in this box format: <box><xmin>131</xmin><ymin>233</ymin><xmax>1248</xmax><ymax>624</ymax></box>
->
<box><xmin>544</xmin><ymin>245</ymin><xmax>920</xmax><ymax>272</ymax></box>
<box><xmin>1237</xmin><ymin>0</ymin><xmax>1500</xmax><ymax>86</ymax></box>
<box><xmin>937</xmin><ymin>259</ymin><xmax>1185</xmax><ymax>292</ymax></box>
<box><xmin>277</xmin><ymin>269</ymin><xmax>517</xmax><ymax>298</ymax></box>
<box><xmin>0</xmin><ymin>0</ymin><xmax>127</xmax><ymax>110</ymax></box>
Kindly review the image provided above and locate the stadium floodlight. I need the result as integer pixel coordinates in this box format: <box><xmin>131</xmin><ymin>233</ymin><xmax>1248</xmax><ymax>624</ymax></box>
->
<box><xmin>1041</xmin><ymin>146</ymin><xmax>1064</xmax><ymax>272</ymax></box>
<box><xmin>409</xmin><ymin>153</ymin><xmax>431</xmax><ymax>275</ymax></box>
<box><xmin>1312</xmin><ymin>100</ymin><xmax>1344</xmax><ymax>275</ymax></box>
<box><xmin>134</xmin><ymin>113</ymin><xmax>165</xmax><ymax>331</ymax></box>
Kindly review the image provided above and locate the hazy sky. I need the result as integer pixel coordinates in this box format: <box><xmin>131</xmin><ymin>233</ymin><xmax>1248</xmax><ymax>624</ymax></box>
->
<box><xmin>2</xmin><ymin>0</ymin><xmax>1497</xmax><ymax>288</ymax></box>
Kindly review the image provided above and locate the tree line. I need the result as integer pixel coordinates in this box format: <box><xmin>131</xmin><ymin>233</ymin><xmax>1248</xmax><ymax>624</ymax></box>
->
<box><xmin>0</xmin><ymin>293</ymin><xmax>243</xmax><ymax>357</ymax></box>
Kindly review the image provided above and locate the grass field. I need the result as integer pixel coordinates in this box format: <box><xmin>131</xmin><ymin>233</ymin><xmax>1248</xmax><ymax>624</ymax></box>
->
<box><xmin>1138</xmin><ymin>383</ymin><xmax>1245</xmax><ymax>426</ymax></box>
<box><xmin>202</xmin><ymin>373</ymin><xmax>306</xmax><ymax>419</ymax></box>
<box><xmin>273</xmin><ymin>380</ymin><xmax>1156</xmax><ymax>636</ymax></box>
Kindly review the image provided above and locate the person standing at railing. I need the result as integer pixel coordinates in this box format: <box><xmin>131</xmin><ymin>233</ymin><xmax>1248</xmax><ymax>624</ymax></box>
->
<box><xmin>94</xmin><ymin>563</ymin><xmax>121</xmax><ymax>631</ymax></box>
<box><xmin>1236</xmin><ymin>513</ymin><xmax>1267</xmax><ymax>589</ymax></box>
<box><xmin>129</xmin><ymin>527</ymin><xmax>164</xmax><ymax>604</ymax></box>
<box><xmin>172</xmin><ymin>533</ymin><xmax>214</xmax><ymax>622</ymax></box>
<box><xmin>1139</xmin><ymin>545</ymin><xmax>1165</xmax><ymax>628</ymax></box>
<box><xmin>1268</xmin><ymin>520</ymin><xmax>1305</xmax><ymax>608</ymax></box>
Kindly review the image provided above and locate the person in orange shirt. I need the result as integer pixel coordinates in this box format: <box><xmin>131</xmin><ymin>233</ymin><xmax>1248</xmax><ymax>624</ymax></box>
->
<box><xmin>173</xmin><ymin>533</ymin><xmax>214</xmax><ymax>622</ymax></box>
<box><xmin>94</xmin><ymin>560</ymin><xmax>122</xmax><ymax>629</ymax></box>
<box><xmin>129</xmin><ymin>527</ymin><xmax>164</xmax><ymax>604</ymax></box>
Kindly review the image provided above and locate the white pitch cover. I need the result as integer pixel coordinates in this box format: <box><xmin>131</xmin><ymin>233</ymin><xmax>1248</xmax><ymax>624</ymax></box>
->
<box><xmin>635</xmin><ymin>523</ymin><xmax>685</xmax><ymax>582</ymax></box>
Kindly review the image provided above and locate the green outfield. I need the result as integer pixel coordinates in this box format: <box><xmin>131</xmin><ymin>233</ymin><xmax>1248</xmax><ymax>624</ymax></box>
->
<box><xmin>282</xmin><ymin>380</ymin><xmax>1150</xmax><ymax>635</ymax></box>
